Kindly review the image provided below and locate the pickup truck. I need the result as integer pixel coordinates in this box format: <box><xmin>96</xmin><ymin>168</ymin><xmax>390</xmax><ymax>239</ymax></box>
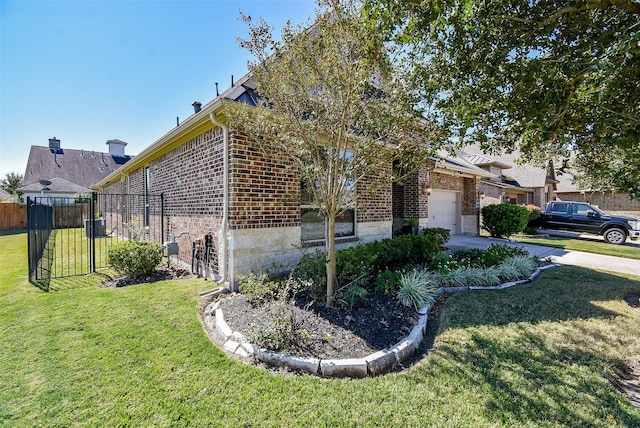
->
<box><xmin>541</xmin><ymin>201</ymin><xmax>640</xmax><ymax>244</ymax></box>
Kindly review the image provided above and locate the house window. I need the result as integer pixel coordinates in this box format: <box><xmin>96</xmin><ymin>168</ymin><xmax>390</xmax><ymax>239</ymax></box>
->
<box><xmin>300</xmin><ymin>176</ymin><xmax>355</xmax><ymax>242</ymax></box>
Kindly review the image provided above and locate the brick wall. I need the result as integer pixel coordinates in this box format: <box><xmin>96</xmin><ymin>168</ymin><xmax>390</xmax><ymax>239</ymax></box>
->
<box><xmin>228</xmin><ymin>132</ymin><xmax>300</xmax><ymax>230</ymax></box>
<box><xmin>357</xmin><ymin>164</ymin><xmax>393</xmax><ymax>223</ymax></box>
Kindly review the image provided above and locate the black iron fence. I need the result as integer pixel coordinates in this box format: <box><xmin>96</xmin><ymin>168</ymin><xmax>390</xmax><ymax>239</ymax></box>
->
<box><xmin>27</xmin><ymin>193</ymin><xmax>164</xmax><ymax>288</ymax></box>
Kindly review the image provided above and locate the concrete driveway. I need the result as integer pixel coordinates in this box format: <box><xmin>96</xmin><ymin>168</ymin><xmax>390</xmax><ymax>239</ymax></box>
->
<box><xmin>447</xmin><ymin>234</ymin><xmax>640</xmax><ymax>277</ymax></box>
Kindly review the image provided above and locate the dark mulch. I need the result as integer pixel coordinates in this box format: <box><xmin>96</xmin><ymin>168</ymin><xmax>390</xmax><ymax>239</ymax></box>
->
<box><xmin>624</xmin><ymin>294</ymin><xmax>640</xmax><ymax>309</ymax></box>
<box><xmin>101</xmin><ymin>265</ymin><xmax>193</xmax><ymax>288</ymax></box>
<box><xmin>218</xmin><ymin>291</ymin><xmax>419</xmax><ymax>360</ymax></box>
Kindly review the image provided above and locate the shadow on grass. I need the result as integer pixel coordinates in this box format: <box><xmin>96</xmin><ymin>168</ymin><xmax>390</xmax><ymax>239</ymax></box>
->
<box><xmin>0</xmin><ymin>229</ymin><xmax>27</xmax><ymax>236</ymax></box>
<box><xmin>425</xmin><ymin>265</ymin><xmax>640</xmax><ymax>425</ymax></box>
<box><xmin>45</xmin><ymin>271</ymin><xmax>115</xmax><ymax>291</ymax></box>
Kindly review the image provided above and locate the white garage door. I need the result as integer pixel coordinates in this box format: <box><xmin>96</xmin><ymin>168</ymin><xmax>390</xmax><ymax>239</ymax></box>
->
<box><xmin>428</xmin><ymin>191</ymin><xmax>458</xmax><ymax>233</ymax></box>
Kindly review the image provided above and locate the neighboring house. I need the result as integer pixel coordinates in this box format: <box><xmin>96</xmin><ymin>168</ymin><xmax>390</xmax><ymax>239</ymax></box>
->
<box><xmin>554</xmin><ymin>170</ymin><xmax>640</xmax><ymax>218</ymax></box>
<box><xmin>20</xmin><ymin>138</ymin><xmax>132</xmax><ymax>203</ymax></box>
<box><xmin>0</xmin><ymin>187</ymin><xmax>12</xmax><ymax>202</ymax></box>
<box><xmin>461</xmin><ymin>151</ymin><xmax>535</xmax><ymax>208</ymax></box>
<box><xmin>461</xmin><ymin>145</ymin><xmax>557</xmax><ymax>209</ymax></box>
<box><xmin>92</xmin><ymin>73</ymin><xmax>491</xmax><ymax>285</ymax></box>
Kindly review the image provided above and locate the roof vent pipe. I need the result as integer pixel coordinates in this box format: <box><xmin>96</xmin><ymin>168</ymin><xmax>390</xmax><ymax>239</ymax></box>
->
<box><xmin>192</xmin><ymin>101</ymin><xmax>202</xmax><ymax>113</ymax></box>
<box><xmin>215</xmin><ymin>82</ymin><xmax>219</xmax><ymax>97</ymax></box>
<box><xmin>231</xmin><ymin>75</ymin><xmax>234</xmax><ymax>87</ymax></box>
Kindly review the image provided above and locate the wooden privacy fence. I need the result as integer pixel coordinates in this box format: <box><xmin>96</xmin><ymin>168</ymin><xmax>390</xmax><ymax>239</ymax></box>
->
<box><xmin>0</xmin><ymin>203</ymin><xmax>27</xmax><ymax>230</ymax></box>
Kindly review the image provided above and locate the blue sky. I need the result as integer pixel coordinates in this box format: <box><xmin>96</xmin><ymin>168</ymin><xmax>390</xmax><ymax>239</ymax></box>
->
<box><xmin>0</xmin><ymin>0</ymin><xmax>316</xmax><ymax>178</ymax></box>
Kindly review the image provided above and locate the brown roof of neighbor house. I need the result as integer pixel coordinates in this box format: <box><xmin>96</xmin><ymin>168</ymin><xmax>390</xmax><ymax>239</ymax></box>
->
<box><xmin>21</xmin><ymin>145</ymin><xmax>132</xmax><ymax>192</ymax></box>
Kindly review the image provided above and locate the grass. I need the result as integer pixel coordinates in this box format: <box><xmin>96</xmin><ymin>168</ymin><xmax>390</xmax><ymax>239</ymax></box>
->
<box><xmin>514</xmin><ymin>235</ymin><xmax>640</xmax><ymax>260</ymax></box>
<box><xmin>2</xmin><ymin>232</ymin><xmax>640</xmax><ymax>426</ymax></box>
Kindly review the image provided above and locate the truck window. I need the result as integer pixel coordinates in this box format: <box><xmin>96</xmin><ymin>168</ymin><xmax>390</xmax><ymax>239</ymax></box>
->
<box><xmin>549</xmin><ymin>202</ymin><xmax>569</xmax><ymax>213</ymax></box>
<box><xmin>573</xmin><ymin>204</ymin><xmax>592</xmax><ymax>215</ymax></box>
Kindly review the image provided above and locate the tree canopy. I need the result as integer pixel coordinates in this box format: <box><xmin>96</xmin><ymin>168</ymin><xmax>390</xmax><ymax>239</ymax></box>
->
<box><xmin>227</xmin><ymin>0</ymin><xmax>434</xmax><ymax>306</ymax></box>
<box><xmin>1</xmin><ymin>172</ymin><xmax>24</xmax><ymax>200</ymax></box>
<box><xmin>365</xmin><ymin>0</ymin><xmax>640</xmax><ymax>198</ymax></box>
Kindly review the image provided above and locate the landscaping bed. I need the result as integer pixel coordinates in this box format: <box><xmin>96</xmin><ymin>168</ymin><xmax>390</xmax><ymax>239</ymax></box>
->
<box><xmin>217</xmin><ymin>289</ymin><xmax>419</xmax><ymax>360</ymax></box>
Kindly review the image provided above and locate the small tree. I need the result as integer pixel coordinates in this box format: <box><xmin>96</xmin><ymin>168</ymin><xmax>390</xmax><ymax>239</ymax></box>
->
<box><xmin>1</xmin><ymin>172</ymin><xmax>24</xmax><ymax>200</ymax></box>
<box><xmin>226</xmin><ymin>0</ymin><xmax>438</xmax><ymax>307</ymax></box>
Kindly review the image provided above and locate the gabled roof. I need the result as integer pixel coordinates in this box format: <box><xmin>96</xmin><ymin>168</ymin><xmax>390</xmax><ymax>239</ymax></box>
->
<box><xmin>22</xmin><ymin>145</ymin><xmax>133</xmax><ymax>192</ymax></box>
<box><xmin>461</xmin><ymin>144</ymin><xmax>556</xmax><ymax>188</ymax></box>
<box><xmin>463</xmin><ymin>153</ymin><xmax>511</xmax><ymax>170</ymax></box>
<box><xmin>435</xmin><ymin>152</ymin><xmax>496</xmax><ymax>179</ymax></box>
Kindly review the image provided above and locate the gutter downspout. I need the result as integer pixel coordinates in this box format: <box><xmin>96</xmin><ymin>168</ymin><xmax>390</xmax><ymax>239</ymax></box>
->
<box><xmin>209</xmin><ymin>112</ymin><xmax>229</xmax><ymax>287</ymax></box>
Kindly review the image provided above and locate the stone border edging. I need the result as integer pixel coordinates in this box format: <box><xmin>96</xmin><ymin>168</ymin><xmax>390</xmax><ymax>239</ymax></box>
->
<box><xmin>202</xmin><ymin>263</ymin><xmax>559</xmax><ymax>378</ymax></box>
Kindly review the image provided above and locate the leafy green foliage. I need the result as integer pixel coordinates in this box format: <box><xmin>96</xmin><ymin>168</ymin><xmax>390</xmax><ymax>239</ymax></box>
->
<box><xmin>365</xmin><ymin>0</ymin><xmax>640</xmax><ymax>198</ymax></box>
<box><xmin>293</xmin><ymin>234</ymin><xmax>440</xmax><ymax>303</ymax></box>
<box><xmin>238</xmin><ymin>273</ymin><xmax>283</xmax><ymax>305</ymax></box>
<box><xmin>336</xmin><ymin>281</ymin><xmax>368</xmax><ymax>309</ymax></box>
<box><xmin>482</xmin><ymin>204</ymin><xmax>530</xmax><ymax>238</ymax></box>
<box><xmin>430</xmin><ymin>243</ymin><xmax>528</xmax><ymax>273</ymax></box>
<box><xmin>420</xmin><ymin>227</ymin><xmax>451</xmax><ymax>247</ymax></box>
<box><xmin>107</xmin><ymin>241</ymin><xmax>162</xmax><ymax>278</ymax></box>
<box><xmin>376</xmin><ymin>268</ymin><xmax>402</xmax><ymax>294</ymax></box>
<box><xmin>1</xmin><ymin>171</ymin><xmax>23</xmax><ymax>200</ymax></box>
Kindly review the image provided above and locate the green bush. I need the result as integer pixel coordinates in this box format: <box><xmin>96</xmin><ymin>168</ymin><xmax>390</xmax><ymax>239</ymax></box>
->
<box><xmin>107</xmin><ymin>241</ymin><xmax>163</xmax><ymax>278</ymax></box>
<box><xmin>292</xmin><ymin>234</ymin><xmax>440</xmax><ymax>302</ymax></box>
<box><xmin>420</xmin><ymin>227</ymin><xmax>451</xmax><ymax>247</ymax></box>
<box><xmin>430</xmin><ymin>243</ymin><xmax>528</xmax><ymax>272</ymax></box>
<box><xmin>481</xmin><ymin>204</ymin><xmax>530</xmax><ymax>238</ymax></box>
<box><xmin>376</xmin><ymin>268</ymin><xmax>402</xmax><ymax>294</ymax></box>
<box><xmin>238</xmin><ymin>273</ymin><xmax>283</xmax><ymax>304</ymax></box>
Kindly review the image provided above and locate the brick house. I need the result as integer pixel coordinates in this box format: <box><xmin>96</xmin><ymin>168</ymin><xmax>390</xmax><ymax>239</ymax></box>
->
<box><xmin>92</xmin><ymin>74</ymin><xmax>491</xmax><ymax>286</ymax></box>
<box><xmin>21</xmin><ymin>138</ymin><xmax>132</xmax><ymax>204</ymax></box>
<box><xmin>461</xmin><ymin>145</ymin><xmax>557</xmax><ymax>209</ymax></box>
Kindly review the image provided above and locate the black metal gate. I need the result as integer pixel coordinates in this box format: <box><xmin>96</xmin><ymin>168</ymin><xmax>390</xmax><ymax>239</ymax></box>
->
<box><xmin>27</xmin><ymin>192</ymin><xmax>164</xmax><ymax>287</ymax></box>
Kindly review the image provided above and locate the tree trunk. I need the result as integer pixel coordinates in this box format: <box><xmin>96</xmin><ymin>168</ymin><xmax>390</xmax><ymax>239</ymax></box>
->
<box><xmin>325</xmin><ymin>212</ymin><xmax>337</xmax><ymax>308</ymax></box>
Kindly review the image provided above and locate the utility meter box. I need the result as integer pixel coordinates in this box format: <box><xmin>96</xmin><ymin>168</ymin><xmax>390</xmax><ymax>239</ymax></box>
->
<box><xmin>163</xmin><ymin>242</ymin><xmax>179</xmax><ymax>256</ymax></box>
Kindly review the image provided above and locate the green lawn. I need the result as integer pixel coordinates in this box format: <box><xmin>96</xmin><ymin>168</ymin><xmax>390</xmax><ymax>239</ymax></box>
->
<box><xmin>515</xmin><ymin>235</ymin><xmax>640</xmax><ymax>260</ymax></box>
<box><xmin>2</xmin><ymin>232</ymin><xmax>640</xmax><ymax>426</ymax></box>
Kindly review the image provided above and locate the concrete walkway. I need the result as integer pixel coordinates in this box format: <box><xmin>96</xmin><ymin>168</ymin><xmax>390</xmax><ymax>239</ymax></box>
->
<box><xmin>447</xmin><ymin>235</ymin><xmax>640</xmax><ymax>277</ymax></box>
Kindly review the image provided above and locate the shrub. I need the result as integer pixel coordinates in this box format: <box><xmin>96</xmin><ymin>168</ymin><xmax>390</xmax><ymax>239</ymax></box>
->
<box><xmin>430</xmin><ymin>244</ymin><xmax>528</xmax><ymax>272</ymax></box>
<box><xmin>481</xmin><ymin>243</ymin><xmax>529</xmax><ymax>267</ymax></box>
<box><xmin>249</xmin><ymin>301</ymin><xmax>310</xmax><ymax>352</ymax></box>
<box><xmin>336</xmin><ymin>281</ymin><xmax>368</xmax><ymax>309</ymax></box>
<box><xmin>421</xmin><ymin>227</ymin><xmax>451</xmax><ymax>247</ymax></box>
<box><xmin>107</xmin><ymin>241</ymin><xmax>162</xmax><ymax>278</ymax></box>
<box><xmin>376</xmin><ymin>268</ymin><xmax>402</xmax><ymax>294</ymax></box>
<box><xmin>499</xmin><ymin>255</ymin><xmax>537</xmax><ymax>278</ymax></box>
<box><xmin>238</xmin><ymin>273</ymin><xmax>282</xmax><ymax>304</ymax></box>
<box><xmin>292</xmin><ymin>234</ymin><xmax>441</xmax><ymax>303</ymax></box>
<box><xmin>481</xmin><ymin>204</ymin><xmax>529</xmax><ymax>238</ymax></box>
<box><xmin>522</xmin><ymin>204</ymin><xmax>543</xmax><ymax>228</ymax></box>
<box><xmin>397</xmin><ymin>270</ymin><xmax>439</xmax><ymax>311</ymax></box>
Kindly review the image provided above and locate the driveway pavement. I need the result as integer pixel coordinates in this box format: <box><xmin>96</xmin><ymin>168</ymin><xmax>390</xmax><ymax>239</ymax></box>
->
<box><xmin>447</xmin><ymin>234</ymin><xmax>640</xmax><ymax>277</ymax></box>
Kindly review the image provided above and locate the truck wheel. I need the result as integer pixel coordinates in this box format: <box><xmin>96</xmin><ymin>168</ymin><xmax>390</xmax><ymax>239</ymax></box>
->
<box><xmin>603</xmin><ymin>227</ymin><xmax>627</xmax><ymax>244</ymax></box>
